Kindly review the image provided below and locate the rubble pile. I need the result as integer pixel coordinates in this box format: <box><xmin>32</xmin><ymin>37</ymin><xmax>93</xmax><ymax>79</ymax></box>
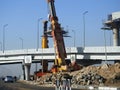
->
<box><xmin>70</xmin><ymin>65</ymin><xmax>105</xmax><ymax>86</ymax></box>
<box><xmin>70</xmin><ymin>63</ymin><xmax>120</xmax><ymax>86</ymax></box>
<box><xmin>71</xmin><ymin>72</ymin><xmax>105</xmax><ymax>86</ymax></box>
<box><xmin>35</xmin><ymin>73</ymin><xmax>53</xmax><ymax>84</ymax></box>
<box><xmin>97</xmin><ymin>63</ymin><xmax>120</xmax><ymax>79</ymax></box>
<box><xmin>35</xmin><ymin>63</ymin><xmax>120</xmax><ymax>87</ymax></box>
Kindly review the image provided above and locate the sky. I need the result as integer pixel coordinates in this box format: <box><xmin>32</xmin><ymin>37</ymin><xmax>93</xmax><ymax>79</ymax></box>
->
<box><xmin>0</xmin><ymin>0</ymin><xmax>119</xmax><ymax>50</ymax></box>
<box><xmin>0</xmin><ymin>0</ymin><xmax>120</xmax><ymax>77</ymax></box>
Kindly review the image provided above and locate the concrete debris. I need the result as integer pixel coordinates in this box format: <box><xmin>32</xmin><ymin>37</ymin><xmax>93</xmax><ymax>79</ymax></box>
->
<box><xmin>100</xmin><ymin>63</ymin><xmax>109</xmax><ymax>69</ymax></box>
<box><xmin>33</xmin><ymin>63</ymin><xmax>120</xmax><ymax>87</ymax></box>
<box><xmin>71</xmin><ymin>72</ymin><xmax>105</xmax><ymax>86</ymax></box>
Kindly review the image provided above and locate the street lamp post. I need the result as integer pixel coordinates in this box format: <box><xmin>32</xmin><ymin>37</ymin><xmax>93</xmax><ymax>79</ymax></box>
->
<box><xmin>36</xmin><ymin>18</ymin><xmax>42</xmax><ymax>73</ymax></box>
<box><xmin>83</xmin><ymin>11</ymin><xmax>88</xmax><ymax>48</ymax></box>
<box><xmin>104</xmin><ymin>30</ymin><xmax>107</xmax><ymax>63</ymax></box>
<box><xmin>19</xmin><ymin>37</ymin><xmax>23</xmax><ymax>49</ymax></box>
<box><xmin>37</xmin><ymin>18</ymin><xmax>42</xmax><ymax>51</ymax></box>
<box><xmin>0</xmin><ymin>42</ymin><xmax>2</xmax><ymax>51</ymax></box>
<box><xmin>72</xmin><ymin>30</ymin><xmax>76</xmax><ymax>47</ymax></box>
<box><xmin>3</xmin><ymin>24</ymin><xmax>8</xmax><ymax>53</ymax></box>
<box><xmin>101</xmin><ymin>27</ymin><xmax>108</xmax><ymax>64</ymax></box>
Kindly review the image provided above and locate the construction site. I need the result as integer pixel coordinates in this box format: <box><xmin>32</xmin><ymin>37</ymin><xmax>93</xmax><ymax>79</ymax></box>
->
<box><xmin>23</xmin><ymin>0</ymin><xmax>120</xmax><ymax>89</ymax></box>
<box><xmin>1</xmin><ymin>0</ymin><xmax>120</xmax><ymax>90</ymax></box>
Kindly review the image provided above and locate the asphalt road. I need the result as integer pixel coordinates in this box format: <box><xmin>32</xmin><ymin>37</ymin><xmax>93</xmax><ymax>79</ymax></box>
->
<box><xmin>0</xmin><ymin>81</ymin><xmax>81</xmax><ymax>90</ymax></box>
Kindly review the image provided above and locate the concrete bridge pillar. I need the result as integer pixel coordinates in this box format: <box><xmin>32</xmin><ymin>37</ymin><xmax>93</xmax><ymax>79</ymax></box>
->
<box><xmin>113</xmin><ymin>28</ymin><xmax>120</xmax><ymax>46</ymax></box>
<box><xmin>24</xmin><ymin>64</ymin><xmax>31</xmax><ymax>81</ymax></box>
<box><xmin>22</xmin><ymin>56</ymin><xmax>32</xmax><ymax>81</ymax></box>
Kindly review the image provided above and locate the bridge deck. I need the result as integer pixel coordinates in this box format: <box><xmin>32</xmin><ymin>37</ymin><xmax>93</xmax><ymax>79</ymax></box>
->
<box><xmin>0</xmin><ymin>46</ymin><xmax>120</xmax><ymax>64</ymax></box>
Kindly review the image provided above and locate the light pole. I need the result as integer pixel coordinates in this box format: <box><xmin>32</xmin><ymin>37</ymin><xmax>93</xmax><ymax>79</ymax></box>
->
<box><xmin>37</xmin><ymin>18</ymin><xmax>42</xmax><ymax>51</ymax></box>
<box><xmin>101</xmin><ymin>26</ymin><xmax>109</xmax><ymax>64</ymax></box>
<box><xmin>72</xmin><ymin>30</ymin><xmax>76</xmax><ymax>47</ymax></box>
<box><xmin>36</xmin><ymin>18</ymin><xmax>42</xmax><ymax>73</ymax></box>
<box><xmin>3</xmin><ymin>24</ymin><xmax>8</xmax><ymax>53</ymax></box>
<box><xmin>83</xmin><ymin>11</ymin><xmax>88</xmax><ymax>48</ymax></box>
<box><xmin>19</xmin><ymin>37</ymin><xmax>23</xmax><ymax>49</ymax></box>
<box><xmin>0</xmin><ymin>42</ymin><xmax>2</xmax><ymax>51</ymax></box>
<box><xmin>104</xmin><ymin>30</ymin><xmax>107</xmax><ymax>64</ymax></box>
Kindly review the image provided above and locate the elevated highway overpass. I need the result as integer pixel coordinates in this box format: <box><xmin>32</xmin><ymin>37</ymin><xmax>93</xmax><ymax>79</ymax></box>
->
<box><xmin>0</xmin><ymin>46</ymin><xmax>120</xmax><ymax>64</ymax></box>
<box><xmin>0</xmin><ymin>46</ymin><xmax>120</xmax><ymax>80</ymax></box>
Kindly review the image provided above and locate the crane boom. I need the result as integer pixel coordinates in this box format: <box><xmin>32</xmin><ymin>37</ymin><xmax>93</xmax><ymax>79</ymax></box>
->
<box><xmin>47</xmin><ymin>0</ymin><xmax>67</xmax><ymax>71</ymax></box>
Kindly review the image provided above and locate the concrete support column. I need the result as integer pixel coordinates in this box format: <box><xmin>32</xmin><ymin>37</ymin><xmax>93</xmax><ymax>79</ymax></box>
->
<box><xmin>24</xmin><ymin>64</ymin><xmax>31</xmax><ymax>81</ymax></box>
<box><xmin>113</xmin><ymin>28</ymin><xmax>119</xmax><ymax>46</ymax></box>
<box><xmin>22</xmin><ymin>55</ymin><xmax>32</xmax><ymax>81</ymax></box>
<box><xmin>22</xmin><ymin>64</ymin><xmax>25</xmax><ymax>80</ymax></box>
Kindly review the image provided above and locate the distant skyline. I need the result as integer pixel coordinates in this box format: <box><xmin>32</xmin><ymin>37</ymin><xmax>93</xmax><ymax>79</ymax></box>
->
<box><xmin>0</xmin><ymin>0</ymin><xmax>120</xmax><ymax>50</ymax></box>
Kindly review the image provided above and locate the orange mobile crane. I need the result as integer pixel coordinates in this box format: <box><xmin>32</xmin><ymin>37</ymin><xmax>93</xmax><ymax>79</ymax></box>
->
<box><xmin>35</xmin><ymin>0</ymin><xmax>80</xmax><ymax>77</ymax></box>
<box><xmin>47</xmin><ymin>0</ymin><xmax>67</xmax><ymax>72</ymax></box>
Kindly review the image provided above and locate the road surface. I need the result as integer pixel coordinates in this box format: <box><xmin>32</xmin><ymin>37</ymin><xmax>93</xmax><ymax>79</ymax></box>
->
<box><xmin>0</xmin><ymin>81</ymin><xmax>81</xmax><ymax>90</ymax></box>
